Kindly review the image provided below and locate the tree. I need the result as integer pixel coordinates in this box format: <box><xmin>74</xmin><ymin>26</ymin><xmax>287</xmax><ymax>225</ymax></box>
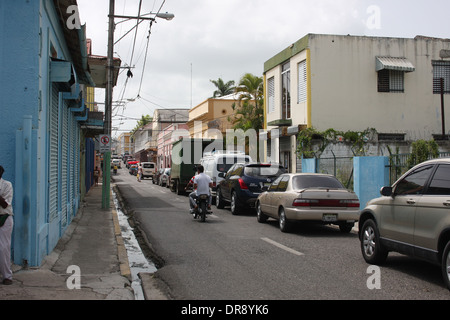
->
<box><xmin>210</xmin><ymin>78</ymin><xmax>235</xmax><ymax>98</ymax></box>
<box><xmin>131</xmin><ymin>114</ymin><xmax>152</xmax><ymax>135</ymax></box>
<box><xmin>231</xmin><ymin>73</ymin><xmax>264</xmax><ymax>131</ymax></box>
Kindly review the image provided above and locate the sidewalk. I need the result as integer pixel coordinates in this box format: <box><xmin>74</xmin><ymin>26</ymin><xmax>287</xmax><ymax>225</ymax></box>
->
<box><xmin>0</xmin><ymin>184</ymin><xmax>164</xmax><ymax>300</ymax></box>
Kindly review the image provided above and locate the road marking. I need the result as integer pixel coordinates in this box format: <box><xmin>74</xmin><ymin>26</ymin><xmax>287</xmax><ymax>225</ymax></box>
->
<box><xmin>261</xmin><ymin>237</ymin><xmax>304</xmax><ymax>256</ymax></box>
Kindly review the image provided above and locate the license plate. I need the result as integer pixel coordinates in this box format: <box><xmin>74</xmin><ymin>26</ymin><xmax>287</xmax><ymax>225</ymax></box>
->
<box><xmin>322</xmin><ymin>214</ymin><xmax>337</xmax><ymax>222</ymax></box>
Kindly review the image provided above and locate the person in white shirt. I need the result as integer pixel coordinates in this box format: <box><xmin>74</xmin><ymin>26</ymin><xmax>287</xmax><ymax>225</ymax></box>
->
<box><xmin>189</xmin><ymin>165</ymin><xmax>213</xmax><ymax>213</ymax></box>
<box><xmin>0</xmin><ymin>166</ymin><xmax>14</xmax><ymax>285</ymax></box>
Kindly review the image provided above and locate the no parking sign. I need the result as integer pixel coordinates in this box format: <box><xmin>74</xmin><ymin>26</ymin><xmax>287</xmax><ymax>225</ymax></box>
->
<box><xmin>99</xmin><ymin>134</ymin><xmax>111</xmax><ymax>153</ymax></box>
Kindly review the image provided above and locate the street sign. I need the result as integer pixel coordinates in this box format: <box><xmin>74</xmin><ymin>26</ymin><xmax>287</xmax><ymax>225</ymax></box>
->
<box><xmin>99</xmin><ymin>134</ymin><xmax>111</xmax><ymax>153</ymax></box>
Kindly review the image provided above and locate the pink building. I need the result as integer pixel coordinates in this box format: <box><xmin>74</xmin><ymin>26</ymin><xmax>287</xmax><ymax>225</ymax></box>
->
<box><xmin>157</xmin><ymin>123</ymin><xmax>189</xmax><ymax>169</ymax></box>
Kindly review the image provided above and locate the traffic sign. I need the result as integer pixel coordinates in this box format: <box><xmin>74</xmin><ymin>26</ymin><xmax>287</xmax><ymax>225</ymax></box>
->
<box><xmin>99</xmin><ymin>134</ymin><xmax>111</xmax><ymax>153</ymax></box>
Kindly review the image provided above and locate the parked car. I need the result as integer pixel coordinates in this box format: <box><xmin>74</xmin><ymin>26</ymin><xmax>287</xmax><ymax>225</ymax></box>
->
<box><xmin>111</xmin><ymin>159</ymin><xmax>121</xmax><ymax>169</ymax></box>
<box><xmin>126</xmin><ymin>159</ymin><xmax>138</xmax><ymax>169</ymax></box>
<box><xmin>159</xmin><ymin>168</ymin><xmax>171</xmax><ymax>187</ymax></box>
<box><xmin>358</xmin><ymin>158</ymin><xmax>450</xmax><ymax>290</ymax></box>
<box><xmin>216</xmin><ymin>163</ymin><xmax>286</xmax><ymax>215</ymax></box>
<box><xmin>141</xmin><ymin>162</ymin><xmax>156</xmax><ymax>180</ymax></box>
<box><xmin>256</xmin><ymin>173</ymin><xmax>360</xmax><ymax>233</ymax></box>
<box><xmin>153</xmin><ymin>168</ymin><xmax>165</xmax><ymax>185</ymax></box>
<box><xmin>129</xmin><ymin>164</ymin><xmax>138</xmax><ymax>175</ymax></box>
<box><xmin>200</xmin><ymin>151</ymin><xmax>252</xmax><ymax>201</ymax></box>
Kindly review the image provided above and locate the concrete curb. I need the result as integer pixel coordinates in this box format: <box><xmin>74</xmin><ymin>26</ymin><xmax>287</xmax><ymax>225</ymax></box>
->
<box><xmin>111</xmin><ymin>199</ymin><xmax>132</xmax><ymax>282</ymax></box>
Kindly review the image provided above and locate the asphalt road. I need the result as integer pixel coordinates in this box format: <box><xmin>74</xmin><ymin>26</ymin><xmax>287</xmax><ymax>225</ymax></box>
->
<box><xmin>113</xmin><ymin>167</ymin><xmax>450</xmax><ymax>300</ymax></box>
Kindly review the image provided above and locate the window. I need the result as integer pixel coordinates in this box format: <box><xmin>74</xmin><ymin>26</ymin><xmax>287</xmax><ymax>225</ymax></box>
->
<box><xmin>432</xmin><ymin>61</ymin><xmax>450</xmax><ymax>94</ymax></box>
<box><xmin>268</xmin><ymin>77</ymin><xmax>275</xmax><ymax>114</ymax></box>
<box><xmin>281</xmin><ymin>61</ymin><xmax>291</xmax><ymax>119</ymax></box>
<box><xmin>298</xmin><ymin>60</ymin><xmax>307</xmax><ymax>103</ymax></box>
<box><xmin>378</xmin><ymin>69</ymin><xmax>404</xmax><ymax>93</ymax></box>
<box><xmin>426</xmin><ymin>164</ymin><xmax>450</xmax><ymax>195</ymax></box>
<box><xmin>395</xmin><ymin>165</ymin><xmax>434</xmax><ymax>196</ymax></box>
<box><xmin>269</xmin><ymin>176</ymin><xmax>283</xmax><ymax>192</ymax></box>
<box><xmin>277</xmin><ymin>175</ymin><xmax>290</xmax><ymax>192</ymax></box>
<box><xmin>292</xmin><ymin>175</ymin><xmax>344</xmax><ymax>190</ymax></box>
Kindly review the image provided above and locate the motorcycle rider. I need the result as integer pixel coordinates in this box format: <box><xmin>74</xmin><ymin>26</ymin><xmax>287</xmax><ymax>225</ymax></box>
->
<box><xmin>189</xmin><ymin>165</ymin><xmax>212</xmax><ymax>214</ymax></box>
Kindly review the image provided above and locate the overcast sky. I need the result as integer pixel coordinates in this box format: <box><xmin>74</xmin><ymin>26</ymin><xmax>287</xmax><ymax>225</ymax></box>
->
<box><xmin>76</xmin><ymin>0</ymin><xmax>449</xmax><ymax>137</ymax></box>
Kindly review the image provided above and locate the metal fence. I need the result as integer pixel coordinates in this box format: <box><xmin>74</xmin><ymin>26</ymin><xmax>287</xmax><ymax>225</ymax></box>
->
<box><xmin>316</xmin><ymin>156</ymin><xmax>354</xmax><ymax>189</ymax></box>
<box><xmin>310</xmin><ymin>152</ymin><xmax>450</xmax><ymax>189</ymax></box>
<box><xmin>387</xmin><ymin>152</ymin><xmax>450</xmax><ymax>185</ymax></box>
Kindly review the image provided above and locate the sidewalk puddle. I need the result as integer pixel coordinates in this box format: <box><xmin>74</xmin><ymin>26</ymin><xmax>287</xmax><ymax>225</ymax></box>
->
<box><xmin>112</xmin><ymin>190</ymin><xmax>157</xmax><ymax>300</ymax></box>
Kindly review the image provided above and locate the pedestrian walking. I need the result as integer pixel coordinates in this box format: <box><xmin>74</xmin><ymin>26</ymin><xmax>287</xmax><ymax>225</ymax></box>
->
<box><xmin>0</xmin><ymin>166</ymin><xmax>14</xmax><ymax>285</ymax></box>
<box><xmin>94</xmin><ymin>166</ymin><xmax>100</xmax><ymax>186</ymax></box>
<box><xmin>137</xmin><ymin>164</ymin><xmax>143</xmax><ymax>182</ymax></box>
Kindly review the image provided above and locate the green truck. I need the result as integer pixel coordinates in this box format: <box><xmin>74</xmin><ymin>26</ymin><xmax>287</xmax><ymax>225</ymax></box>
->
<box><xmin>169</xmin><ymin>138</ymin><xmax>223</xmax><ymax>195</ymax></box>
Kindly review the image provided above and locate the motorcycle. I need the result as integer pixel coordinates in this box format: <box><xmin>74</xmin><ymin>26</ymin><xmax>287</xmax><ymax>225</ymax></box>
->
<box><xmin>193</xmin><ymin>194</ymin><xmax>210</xmax><ymax>222</ymax></box>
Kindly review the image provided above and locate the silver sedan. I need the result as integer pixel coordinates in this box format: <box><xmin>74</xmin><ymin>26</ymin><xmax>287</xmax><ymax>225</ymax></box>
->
<box><xmin>256</xmin><ymin>173</ymin><xmax>360</xmax><ymax>233</ymax></box>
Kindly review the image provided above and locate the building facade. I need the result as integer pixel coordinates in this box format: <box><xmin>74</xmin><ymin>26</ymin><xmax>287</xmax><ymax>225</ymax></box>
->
<box><xmin>116</xmin><ymin>132</ymin><xmax>133</xmax><ymax>156</ymax></box>
<box><xmin>0</xmin><ymin>0</ymin><xmax>112</xmax><ymax>267</ymax></box>
<box><xmin>264</xmin><ymin>34</ymin><xmax>450</xmax><ymax>172</ymax></box>
<box><xmin>187</xmin><ymin>95</ymin><xmax>241</xmax><ymax>138</ymax></box>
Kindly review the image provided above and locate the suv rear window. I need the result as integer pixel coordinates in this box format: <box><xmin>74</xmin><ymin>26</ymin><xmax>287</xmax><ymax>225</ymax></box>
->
<box><xmin>143</xmin><ymin>163</ymin><xmax>154</xmax><ymax>168</ymax></box>
<box><xmin>216</xmin><ymin>156</ymin><xmax>250</xmax><ymax>173</ymax></box>
<box><xmin>244</xmin><ymin>165</ymin><xmax>286</xmax><ymax>177</ymax></box>
<box><xmin>292</xmin><ymin>175</ymin><xmax>344</xmax><ymax>190</ymax></box>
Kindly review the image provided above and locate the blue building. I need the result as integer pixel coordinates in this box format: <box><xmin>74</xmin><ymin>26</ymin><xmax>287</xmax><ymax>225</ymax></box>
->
<box><xmin>0</xmin><ymin>0</ymin><xmax>117</xmax><ymax>267</ymax></box>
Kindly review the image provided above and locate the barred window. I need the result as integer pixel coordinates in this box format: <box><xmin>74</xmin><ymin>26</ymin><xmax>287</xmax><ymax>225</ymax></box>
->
<box><xmin>433</xmin><ymin>61</ymin><xmax>450</xmax><ymax>94</ymax></box>
<box><xmin>378</xmin><ymin>70</ymin><xmax>404</xmax><ymax>93</ymax></box>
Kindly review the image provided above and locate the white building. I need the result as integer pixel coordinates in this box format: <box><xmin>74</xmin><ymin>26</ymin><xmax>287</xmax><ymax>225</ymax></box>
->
<box><xmin>264</xmin><ymin>34</ymin><xmax>450</xmax><ymax>172</ymax></box>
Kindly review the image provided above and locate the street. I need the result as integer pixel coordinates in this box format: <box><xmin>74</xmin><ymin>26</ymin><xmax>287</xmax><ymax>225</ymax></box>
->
<box><xmin>112</xmin><ymin>167</ymin><xmax>450</xmax><ymax>300</ymax></box>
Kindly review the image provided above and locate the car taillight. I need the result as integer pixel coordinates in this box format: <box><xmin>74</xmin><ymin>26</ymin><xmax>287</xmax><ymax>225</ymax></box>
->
<box><xmin>292</xmin><ymin>199</ymin><xmax>360</xmax><ymax>207</ymax></box>
<box><xmin>238</xmin><ymin>178</ymin><xmax>248</xmax><ymax>190</ymax></box>
<box><xmin>212</xmin><ymin>177</ymin><xmax>216</xmax><ymax>188</ymax></box>
<box><xmin>340</xmin><ymin>200</ymin><xmax>360</xmax><ymax>207</ymax></box>
<box><xmin>292</xmin><ymin>199</ymin><xmax>319</xmax><ymax>207</ymax></box>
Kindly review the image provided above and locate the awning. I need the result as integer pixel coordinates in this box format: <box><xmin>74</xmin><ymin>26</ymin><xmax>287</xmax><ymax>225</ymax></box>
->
<box><xmin>376</xmin><ymin>57</ymin><xmax>415</xmax><ymax>72</ymax></box>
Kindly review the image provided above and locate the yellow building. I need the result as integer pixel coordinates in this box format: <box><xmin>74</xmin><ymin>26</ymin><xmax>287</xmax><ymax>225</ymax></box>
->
<box><xmin>117</xmin><ymin>132</ymin><xmax>133</xmax><ymax>156</ymax></box>
<box><xmin>187</xmin><ymin>94</ymin><xmax>242</xmax><ymax>138</ymax></box>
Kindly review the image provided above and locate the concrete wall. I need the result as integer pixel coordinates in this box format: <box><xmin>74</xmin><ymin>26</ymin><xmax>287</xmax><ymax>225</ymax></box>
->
<box><xmin>309</xmin><ymin>34</ymin><xmax>450</xmax><ymax>140</ymax></box>
<box><xmin>354</xmin><ymin>156</ymin><xmax>390</xmax><ymax>209</ymax></box>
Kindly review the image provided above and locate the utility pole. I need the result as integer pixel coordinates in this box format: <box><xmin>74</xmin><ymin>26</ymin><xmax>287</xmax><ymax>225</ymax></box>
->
<box><xmin>102</xmin><ymin>0</ymin><xmax>115</xmax><ymax>209</ymax></box>
<box><xmin>101</xmin><ymin>1</ymin><xmax>173</xmax><ymax>208</ymax></box>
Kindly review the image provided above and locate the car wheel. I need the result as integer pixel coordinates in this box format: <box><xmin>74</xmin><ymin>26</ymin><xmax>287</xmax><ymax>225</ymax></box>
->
<box><xmin>230</xmin><ymin>191</ymin><xmax>240</xmax><ymax>215</ymax></box>
<box><xmin>256</xmin><ymin>201</ymin><xmax>268</xmax><ymax>223</ymax></box>
<box><xmin>360</xmin><ymin>219</ymin><xmax>388</xmax><ymax>265</ymax></box>
<box><xmin>279</xmin><ymin>207</ymin><xmax>291</xmax><ymax>233</ymax></box>
<box><xmin>441</xmin><ymin>241</ymin><xmax>450</xmax><ymax>290</ymax></box>
<box><xmin>216</xmin><ymin>188</ymin><xmax>225</xmax><ymax>209</ymax></box>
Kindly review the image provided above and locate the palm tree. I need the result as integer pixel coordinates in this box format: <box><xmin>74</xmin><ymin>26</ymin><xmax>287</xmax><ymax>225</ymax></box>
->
<box><xmin>210</xmin><ymin>78</ymin><xmax>236</xmax><ymax>98</ymax></box>
<box><xmin>231</xmin><ymin>73</ymin><xmax>264</xmax><ymax>131</ymax></box>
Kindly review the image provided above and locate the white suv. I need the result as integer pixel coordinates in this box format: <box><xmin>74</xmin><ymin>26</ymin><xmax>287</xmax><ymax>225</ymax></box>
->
<box><xmin>141</xmin><ymin>162</ymin><xmax>156</xmax><ymax>180</ymax></box>
<box><xmin>359</xmin><ymin>158</ymin><xmax>450</xmax><ymax>290</ymax></box>
<box><xmin>200</xmin><ymin>151</ymin><xmax>252</xmax><ymax>199</ymax></box>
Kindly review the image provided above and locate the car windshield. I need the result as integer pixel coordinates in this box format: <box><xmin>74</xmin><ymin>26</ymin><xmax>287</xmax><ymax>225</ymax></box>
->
<box><xmin>292</xmin><ymin>175</ymin><xmax>344</xmax><ymax>190</ymax></box>
<box><xmin>244</xmin><ymin>165</ymin><xmax>286</xmax><ymax>177</ymax></box>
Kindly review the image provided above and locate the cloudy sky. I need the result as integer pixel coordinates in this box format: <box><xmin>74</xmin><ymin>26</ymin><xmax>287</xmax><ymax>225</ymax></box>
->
<box><xmin>76</xmin><ymin>0</ymin><xmax>449</xmax><ymax>137</ymax></box>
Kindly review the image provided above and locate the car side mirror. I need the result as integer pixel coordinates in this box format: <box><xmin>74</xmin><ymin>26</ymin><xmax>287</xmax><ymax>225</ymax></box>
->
<box><xmin>380</xmin><ymin>186</ymin><xmax>393</xmax><ymax>197</ymax></box>
<box><xmin>218</xmin><ymin>172</ymin><xmax>225</xmax><ymax>178</ymax></box>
